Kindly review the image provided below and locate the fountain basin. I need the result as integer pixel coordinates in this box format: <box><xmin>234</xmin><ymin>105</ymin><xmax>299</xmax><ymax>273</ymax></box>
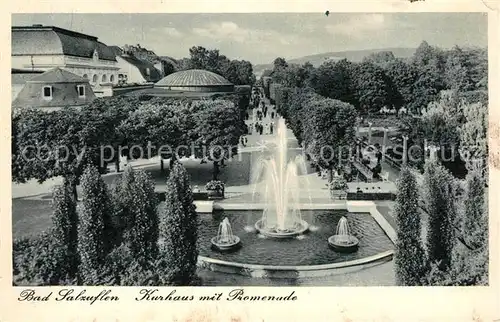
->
<box><xmin>254</xmin><ymin>219</ymin><xmax>309</xmax><ymax>238</ymax></box>
<box><xmin>211</xmin><ymin>236</ymin><xmax>241</xmax><ymax>251</ymax></box>
<box><xmin>328</xmin><ymin>235</ymin><xmax>359</xmax><ymax>253</ymax></box>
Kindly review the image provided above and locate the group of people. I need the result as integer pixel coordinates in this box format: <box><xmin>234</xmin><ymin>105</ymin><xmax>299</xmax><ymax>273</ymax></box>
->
<box><xmin>253</xmin><ymin>121</ymin><xmax>275</xmax><ymax>135</ymax></box>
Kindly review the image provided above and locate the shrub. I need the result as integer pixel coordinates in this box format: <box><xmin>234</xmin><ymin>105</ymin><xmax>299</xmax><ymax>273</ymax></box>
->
<box><xmin>13</xmin><ymin>232</ymin><xmax>74</xmax><ymax>286</ymax></box>
<box><xmin>205</xmin><ymin>180</ymin><xmax>225</xmax><ymax>191</ymax></box>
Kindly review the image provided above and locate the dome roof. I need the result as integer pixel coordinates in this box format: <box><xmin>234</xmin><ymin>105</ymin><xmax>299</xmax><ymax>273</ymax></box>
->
<box><xmin>156</xmin><ymin>69</ymin><xmax>233</xmax><ymax>87</ymax></box>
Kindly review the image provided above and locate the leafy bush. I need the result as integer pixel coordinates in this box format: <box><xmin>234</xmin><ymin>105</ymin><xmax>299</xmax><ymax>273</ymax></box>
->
<box><xmin>13</xmin><ymin>232</ymin><xmax>74</xmax><ymax>286</ymax></box>
<box><xmin>330</xmin><ymin>176</ymin><xmax>348</xmax><ymax>190</ymax></box>
<box><xmin>205</xmin><ymin>180</ymin><xmax>225</xmax><ymax>191</ymax></box>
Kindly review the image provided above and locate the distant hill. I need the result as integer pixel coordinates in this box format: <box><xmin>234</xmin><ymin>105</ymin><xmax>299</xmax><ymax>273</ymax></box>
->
<box><xmin>253</xmin><ymin>47</ymin><xmax>416</xmax><ymax>77</ymax></box>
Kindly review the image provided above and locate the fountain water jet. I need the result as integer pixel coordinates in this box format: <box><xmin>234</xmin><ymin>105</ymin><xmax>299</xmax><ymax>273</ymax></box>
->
<box><xmin>211</xmin><ymin>217</ymin><xmax>241</xmax><ymax>250</ymax></box>
<box><xmin>251</xmin><ymin>118</ymin><xmax>309</xmax><ymax>238</ymax></box>
<box><xmin>328</xmin><ymin>216</ymin><xmax>359</xmax><ymax>252</ymax></box>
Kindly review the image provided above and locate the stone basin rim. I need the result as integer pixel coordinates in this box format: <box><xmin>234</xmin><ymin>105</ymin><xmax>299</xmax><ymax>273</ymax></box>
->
<box><xmin>198</xmin><ymin>249</ymin><xmax>394</xmax><ymax>271</ymax></box>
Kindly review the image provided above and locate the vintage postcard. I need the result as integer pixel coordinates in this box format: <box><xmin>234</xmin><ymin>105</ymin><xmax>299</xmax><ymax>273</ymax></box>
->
<box><xmin>1</xmin><ymin>1</ymin><xmax>499</xmax><ymax>321</ymax></box>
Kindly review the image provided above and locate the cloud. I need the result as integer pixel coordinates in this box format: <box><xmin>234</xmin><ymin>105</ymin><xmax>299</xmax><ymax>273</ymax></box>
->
<box><xmin>150</xmin><ymin>27</ymin><xmax>183</xmax><ymax>38</ymax></box>
<box><xmin>192</xmin><ymin>21</ymin><xmax>254</xmax><ymax>43</ymax></box>
<box><xmin>325</xmin><ymin>14</ymin><xmax>387</xmax><ymax>38</ymax></box>
<box><xmin>163</xmin><ymin>27</ymin><xmax>183</xmax><ymax>38</ymax></box>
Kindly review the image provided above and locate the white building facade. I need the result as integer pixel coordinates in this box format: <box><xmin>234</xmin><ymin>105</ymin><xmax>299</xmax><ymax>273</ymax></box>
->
<box><xmin>12</xmin><ymin>25</ymin><xmax>120</xmax><ymax>96</ymax></box>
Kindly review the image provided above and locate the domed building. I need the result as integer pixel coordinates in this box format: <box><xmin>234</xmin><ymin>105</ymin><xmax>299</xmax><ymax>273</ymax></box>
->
<box><xmin>155</xmin><ymin>69</ymin><xmax>234</xmax><ymax>93</ymax></box>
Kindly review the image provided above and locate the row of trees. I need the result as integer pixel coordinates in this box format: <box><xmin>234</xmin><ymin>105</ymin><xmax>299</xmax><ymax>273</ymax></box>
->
<box><xmin>273</xmin><ymin>86</ymin><xmax>358</xmax><ymax>182</ymax></box>
<box><xmin>399</xmin><ymin>90</ymin><xmax>488</xmax><ymax>177</ymax></box>
<box><xmin>13</xmin><ymin>163</ymin><xmax>199</xmax><ymax>286</ymax></box>
<box><xmin>395</xmin><ymin>162</ymin><xmax>488</xmax><ymax>286</ymax></box>
<box><xmin>120</xmin><ymin>44</ymin><xmax>256</xmax><ymax>86</ymax></box>
<box><xmin>268</xmin><ymin>41</ymin><xmax>487</xmax><ymax>115</ymax></box>
<box><xmin>176</xmin><ymin>46</ymin><xmax>256</xmax><ymax>86</ymax></box>
<box><xmin>12</xmin><ymin>95</ymin><xmax>247</xmax><ymax>200</ymax></box>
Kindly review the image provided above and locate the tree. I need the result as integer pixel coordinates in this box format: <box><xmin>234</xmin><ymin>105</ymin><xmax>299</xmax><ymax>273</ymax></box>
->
<box><xmin>51</xmin><ymin>179</ymin><xmax>79</xmax><ymax>277</ymax></box>
<box><xmin>462</xmin><ymin>168</ymin><xmax>487</xmax><ymax>250</ymax></box>
<box><xmin>273</xmin><ymin>57</ymin><xmax>288</xmax><ymax>70</ymax></box>
<box><xmin>301</xmin><ymin>96</ymin><xmax>357</xmax><ymax>181</ymax></box>
<box><xmin>225</xmin><ymin>59</ymin><xmax>256</xmax><ymax>85</ymax></box>
<box><xmin>394</xmin><ymin>167</ymin><xmax>427</xmax><ymax>286</ymax></box>
<box><xmin>422</xmin><ymin>159</ymin><xmax>457</xmax><ymax>270</ymax></box>
<box><xmin>363</xmin><ymin>50</ymin><xmax>396</xmax><ymax>68</ymax></box>
<box><xmin>459</xmin><ymin>101</ymin><xmax>487</xmax><ymax>177</ymax></box>
<box><xmin>272</xmin><ymin>62</ymin><xmax>314</xmax><ymax>89</ymax></box>
<box><xmin>12</xmin><ymin>97</ymin><xmax>138</xmax><ymax>200</ymax></box>
<box><xmin>351</xmin><ymin>61</ymin><xmax>393</xmax><ymax>114</ymax></box>
<box><xmin>188</xmin><ymin>46</ymin><xmax>231</xmax><ymax>77</ymax></box>
<box><xmin>384</xmin><ymin>58</ymin><xmax>418</xmax><ymax>111</ymax></box>
<box><xmin>310</xmin><ymin>59</ymin><xmax>356</xmax><ymax>105</ymax></box>
<box><xmin>126</xmin><ymin>170</ymin><xmax>159</xmax><ymax>262</ymax></box>
<box><xmin>118</xmin><ymin>99</ymin><xmax>194</xmax><ymax>169</ymax></box>
<box><xmin>192</xmin><ymin>99</ymin><xmax>245</xmax><ymax>180</ymax></box>
<box><xmin>77</xmin><ymin>165</ymin><xmax>114</xmax><ymax>285</ymax></box>
<box><xmin>159</xmin><ymin>163</ymin><xmax>198</xmax><ymax>285</ymax></box>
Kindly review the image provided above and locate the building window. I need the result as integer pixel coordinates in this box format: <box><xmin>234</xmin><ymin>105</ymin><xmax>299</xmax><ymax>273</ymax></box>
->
<box><xmin>92</xmin><ymin>74</ymin><xmax>98</xmax><ymax>84</ymax></box>
<box><xmin>145</xmin><ymin>68</ymin><xmax>150</xmax><ymax>76</ymax></box>
<box><xmin>110</xmin><ymin>75</ymin><xmax>115</xmax><ymax>83</ymax></box>
<box><xmin>77</xmin><ymin>85</ymin><xmax>85</xmax><ymax>97</ymax></box>
<box><xmin>102</xmin><ymin>74</ymin><xmax>107</xmax><ymax>83</ymax></box>
<box><xmin>42</xmin><ymin>86</ymin><xmax>52</xmax><ymax>99</ymax></box>
<box><xmin>83</xmin><ymin>74</ymin><xmax>89</xmax><ymax>80</ymax></box>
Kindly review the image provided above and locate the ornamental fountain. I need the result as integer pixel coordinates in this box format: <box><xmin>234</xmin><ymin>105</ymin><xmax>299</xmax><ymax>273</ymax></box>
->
<box><xmin>211</xmin><ymin>217</ymin><xmax>241</xmax><ymax>250</ymax></box>
<box><xmin>328</xmin><ymin>216</ymin><xmax>359</xmax><ymax>253</ymax></box>
<box><xmin>251</xmin><ymin>118</ymin><xmax>309</xmax><ymax>238</ymax></box>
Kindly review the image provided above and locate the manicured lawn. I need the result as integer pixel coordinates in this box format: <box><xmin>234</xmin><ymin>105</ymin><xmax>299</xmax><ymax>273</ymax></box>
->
<box><xmin>12</xmin><ymin>198</ymin><xmax>53</xmax><ymax>239</ymax></box>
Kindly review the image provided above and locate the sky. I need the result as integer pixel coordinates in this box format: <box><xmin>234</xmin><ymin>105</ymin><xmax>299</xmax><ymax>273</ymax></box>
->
<box><xmin>12</xmin><ymin>13</ymin><xmax>488</xmax><ymax>65</ymax></box>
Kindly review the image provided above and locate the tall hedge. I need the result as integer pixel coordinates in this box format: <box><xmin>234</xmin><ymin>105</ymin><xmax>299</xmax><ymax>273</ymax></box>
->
<box><xmin>394</xmin><ymin>167</ymin><xmax>427</xmax><ymax>285</ymax></box>
<box><xmin>77</xmin><ymin>165</ymin><xmax>113</xmax><ymax>284</ymax></box>
<box><xmin>51</xmin><ymin>179</ymin><xmax>79</xmax><ymax>277</ymax></box>
<box><xmin>423</xmin><ymin>159</ymin><xmax>457</xmax><ymax>270</ymax></box>
<box><xmin>159</xmin><ymin>162</ymin><xmax>198</xmax><ymax>285</ymax></box>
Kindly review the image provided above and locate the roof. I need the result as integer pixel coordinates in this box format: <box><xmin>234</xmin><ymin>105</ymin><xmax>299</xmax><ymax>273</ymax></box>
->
<box><xmin>27</xmin><ymin>67</ymin><xmax>88</xmax><ymax>84</ymax></box>
<box><xmin>155</xmin><ymin>69</ymin><xmax>233</xmax><ymax>87</ymax></box>
<box><xmin>11</xmin><ymin>69</ymin><xmax>44</xmax><ymax>85</ymax></box>
<box><xmin>124</xmin><ymin>87</ymin><xmax>228</xmax><ymax>98</ymax></box>
<box><xmin>12</xmin><ymin>25</ymin><xmax>116</xmax><ymax>61</ymax></box>
<box><xmin>108</xmin><ymin>45</ymin><xmax>123</xmax><ymax>56</ymax></box>
<box><xmin>13</xmin><ymin>69</ymin><xmax>96</xmax><ymax>109</ymax></box>
<box><xmin>119</xmin><ymin>55</ymin><xmax>162</xmax><ymax>82</ymax></box>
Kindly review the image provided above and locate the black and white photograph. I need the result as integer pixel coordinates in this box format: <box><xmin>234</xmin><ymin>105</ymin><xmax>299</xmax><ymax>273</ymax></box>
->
<box><xmin>8</xmin><ymin>11</ymin><xmax>490</xmax><ymax>290</ymax></box>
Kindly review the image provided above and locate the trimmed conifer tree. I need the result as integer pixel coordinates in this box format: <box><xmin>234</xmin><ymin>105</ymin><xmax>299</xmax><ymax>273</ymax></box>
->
<box><xmin>462</xmin><ymin>168</ymin><xmax>487</xmax><ymax>250</ymax></box>
<box><xmin>159</xmin><ymin>162</ymin><xmax>198</xmax><ymax>285</ymax></box>
<box><xmin>394</xmin><ymin>167</ymin><xmax>427</xmax><ymax>286</ymax></box>
<box><xmin>51</xmin><ymin>179</ymin><xmax>79</xmax><ymax>277</ymax></box>
<box><xmin>77</xmin><ymin>165</ymin><xmax>113</xmax><ymax>284</ymax></box>
<box><xmin>128</xmin><ymin>170</ymin><xmax>159</xmax><ymax>262</ymax></box>
<box><xmin>423</xmin><ymin>159</ymin><xmax>457</xmax><ymax>270</ymax></box>
<box><xmin>110</xmin><ymin>166</ymin><xmax>136</xmax><ymax>243</ymax></box>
